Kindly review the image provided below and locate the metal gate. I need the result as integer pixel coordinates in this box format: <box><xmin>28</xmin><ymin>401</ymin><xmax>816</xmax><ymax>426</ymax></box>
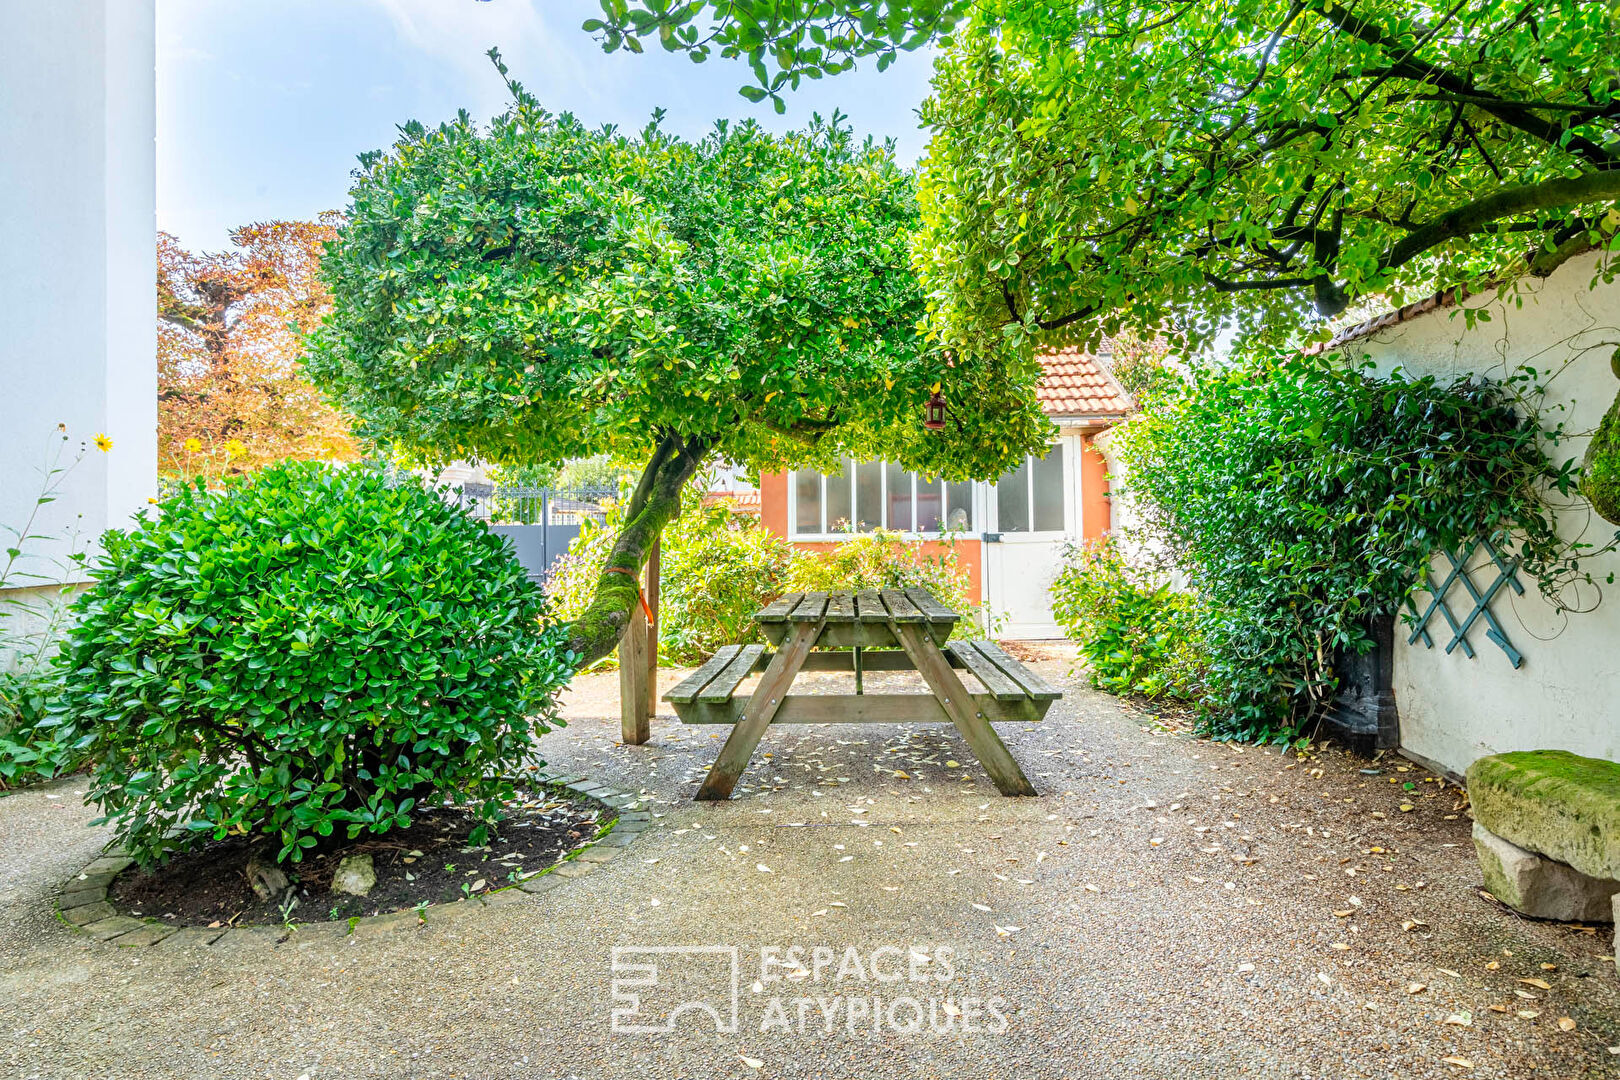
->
<box><xmin>458</xmin><ymin>484</ymin><xmax>618</xmax><ymax>583</ymax></box>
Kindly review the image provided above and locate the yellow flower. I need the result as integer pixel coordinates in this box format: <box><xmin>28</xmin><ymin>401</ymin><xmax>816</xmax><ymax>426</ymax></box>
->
<box><xmin>223</xmin><ymin>439</ymin><xmax>246</xmax><ymax>458</ymax></box>
<box><xmin>183</xmin><ymin>437</ymin><xmax>203</xmax><ymax>453</ymax></box>
<box><xmin>93</xmin><ymin>433</ymin><xmax>113</xmax><ymax>452</ymax></box>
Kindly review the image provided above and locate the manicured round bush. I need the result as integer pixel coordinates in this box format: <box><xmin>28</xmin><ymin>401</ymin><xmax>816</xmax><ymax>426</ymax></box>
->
<box><xmin>52</xmin><ymin>462</ymin><xmax>573</xmax><ymax>866</ymax></box>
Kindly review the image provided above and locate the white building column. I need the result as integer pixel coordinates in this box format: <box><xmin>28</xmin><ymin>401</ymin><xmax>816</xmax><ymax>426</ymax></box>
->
<box><xmin>0</xmin><ymin>0</ymin><xmax>157</xmax><ymax>582</ymax></box>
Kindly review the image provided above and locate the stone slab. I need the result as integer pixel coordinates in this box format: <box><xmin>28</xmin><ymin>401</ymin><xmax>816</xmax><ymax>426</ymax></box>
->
<box><xmin>82</xmin><ymin>916</ymin><xmax>146</xmax><ymax>941</ymax></box>
<box><xmin>152</xmin><ymin>927</ymin><xmax>228</xmax><ymax>949</ymax></box>
<box><xmin>1468</xmin><ymin>750</ymin><xmax>1620</xmax><ymax>881</ymax></box>
<box><xmin>518</xmin><ymin>874</ymin><xmax>562</xmax><ymax>896</ymax></box>
<box><xmin>349</xmin><ymin>910</ymin><xmax>423</xmax><ymax>938</ymax></box>
<box><xmin>576</xmin><ymin>846</ymin><xmax>620</xmax><ymax>864</ymax></box>
<box><xmin>57</xmin><ymin>887</ymin><xmax>108</xmax><ymax>910</ymax></box>
<box><xmin>551</xmin><ymin>861</ymin><xmax>595</xmax><ymax>878</ymax></box>
<box><xmin>111</xmin><ymin>923</ymin><xmax>178</xmax><ymax>948</ymax></box>
<box><xmin>60</xmin><ymin>901</ymin><xmax>116</xmax><ymax>926</ymax></box>
<box><xmin>1474</xmin><ymin>822</ymin><xmax>1619</xmax><ymax>921</ymax></box>
<box><xmin>80</xmin><ymin>855</ymin><xmax>135</xmax><ymax>876</ymax></box>
<box><xmin>480</xmin><ymin>888</ymin><xmax>529</xmax><ymax>908</ymax></box>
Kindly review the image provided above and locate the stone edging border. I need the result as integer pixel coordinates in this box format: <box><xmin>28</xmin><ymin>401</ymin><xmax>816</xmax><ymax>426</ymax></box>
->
<box><xmin>53</xmin><ymin>769</ymin><xmax>647</xmax><ymax>950</ymax></box>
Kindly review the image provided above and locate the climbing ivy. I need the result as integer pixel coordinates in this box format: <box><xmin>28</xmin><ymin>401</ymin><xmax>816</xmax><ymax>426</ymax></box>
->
<box><xmin>1113</xmin><ymin>352</ymin><xmax>1605</xmax><ymax>741</ymax></box>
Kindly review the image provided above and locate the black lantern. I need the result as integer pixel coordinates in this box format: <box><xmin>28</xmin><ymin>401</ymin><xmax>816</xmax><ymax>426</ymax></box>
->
<box><xmin>923</xmin><ymin>390</ymin><xmax>948</xmax><ymax>431</ymax></box>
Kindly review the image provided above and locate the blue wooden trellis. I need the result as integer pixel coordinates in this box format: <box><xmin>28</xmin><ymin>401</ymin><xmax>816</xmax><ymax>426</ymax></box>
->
<box><xmin>1405</xmin><ymin>535</ymin><xmax>1524</xmax><ymax>669</ymax></box>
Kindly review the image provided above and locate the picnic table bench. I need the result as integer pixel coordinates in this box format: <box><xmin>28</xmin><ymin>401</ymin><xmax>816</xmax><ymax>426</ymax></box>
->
<box><xmin>664</xmin><ymin>589</ymin><xmax>1059</xmax><ymax>800</ymax></box>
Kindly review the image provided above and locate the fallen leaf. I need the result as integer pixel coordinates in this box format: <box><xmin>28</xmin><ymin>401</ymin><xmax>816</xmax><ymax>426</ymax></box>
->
<box><xmin>1436</xmin><ymin>968</ymin><xmax>1461</xmax><ymax>978</ymax></box>
<box><xmin>1487</xmin><ymin>1005</ymin><xmax>1508</xmax><ymax>1014</ymax></box>
<box><xmin>972</xmin><ymin>903</ymin><xmax>993</xmax><ymax>912</ymax></box>
<box><xmin>993</xmin><ymin>925</ymin><xmax>1021</xmax><ymax>937</ymax></box>
<box><xmin>1084</xmin><ymin>884</ymin><xmax>1100</xmax><ymax>894</ymax></box>
<box><xmin>1557</xmin><ymin>1017</ymin><xmax>1577</xmax><ymax>1032</ymax></box>
<box><xmin>1407</xmin><ymin>983</ymin><xmax>1427</xmax><ymax>995</ymax></box>
<box><xmin>1444</xmin><ymin>1012</ymin><xmax>1473</xmax><ymax>1027</ymax></box>
<box><xmin>1317</xmin><ymin>972</ymin><xmax>1332</xmax><ymax>986</ymax></box>
<box><xmin>1518</xmin><ymin>978</ymin><xmax>1551</xmax><ymax>990</ymax></box>
<box><xmin>1441</xmin><ymin>1057</ymin><xmax>1474</xmax><ymax>1070</ymax></box>
<box><xmin>756</xmin><ymin>864</ymin><xmax>772</xmax><ymax>873</ymax></box>
<box><xmin>740</xmin><ymin>1055</ymin><xmax>764</xmax><ymax>1069</ymax></box>
<box><xmin>1517</xmin><ymin>1010</ymin><xmax>1540</xmax><ymax>1019</ymax></box>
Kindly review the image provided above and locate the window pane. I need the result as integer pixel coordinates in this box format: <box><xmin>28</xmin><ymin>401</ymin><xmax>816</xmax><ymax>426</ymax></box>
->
<box><xmin>793</xmin><ymin>470</ymin><xmax>821</xmax><ymax>535</ymax></box>
<box><xmin>854</xmin><ymin>461</ymin><xmax>882</xmax><ymax>531</ymax></box>
<box><xmin>825</xmin><ymin>458</ymin><xmax>853</xmax><ymax>532</ymax></box>
<box><xmin>997</xmin><ymin>459</ymin><xmax>1030</xmax><ymax>532</ymax></box>
<box><xmin>915</xmin><ymin>476</ymin><xmax>943</xmax><ymax>533</ymax></box>
<box><xmin>1033</xmin><ymin>443</ymin><xmax>1066</xmax><ymax>531</ymax></box>
<box><xmin>945</xmin><ymin>480</ymin><xmax>974</xmax><ymax>532</ymax></box>
<box><xmin>885</xmin><ymin>462</ymin><xmax>913</xmax><ymax>532</ymax></box>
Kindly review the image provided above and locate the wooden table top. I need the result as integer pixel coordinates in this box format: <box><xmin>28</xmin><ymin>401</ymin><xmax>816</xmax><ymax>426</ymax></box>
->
<box><xmin>752</xmin><ymin>589</ymin><xmax>960</xmax><ymax>629</ymax></box>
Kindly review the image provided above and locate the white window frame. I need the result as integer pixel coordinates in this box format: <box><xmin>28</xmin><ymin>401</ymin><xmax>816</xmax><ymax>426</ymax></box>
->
<box><xmin>787</xmin><ymin>458</ymin><xmax>980</xmax><ymax>540</ymax></box>
<box><xmin>985</xmin><ymin>439</ymin><xmax>1073</xmax><ymax>537</ymax></box>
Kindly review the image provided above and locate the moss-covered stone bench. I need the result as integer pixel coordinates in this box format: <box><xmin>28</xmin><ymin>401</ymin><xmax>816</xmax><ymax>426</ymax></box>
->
<box><xmin>1467</xmin><ymin>751</ymin><xmax>1620</xmax><ymax>957</ymax></box>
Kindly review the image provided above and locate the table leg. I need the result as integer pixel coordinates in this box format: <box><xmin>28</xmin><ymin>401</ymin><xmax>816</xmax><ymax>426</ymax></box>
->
<box><xmin>891</xmin><ymin>623</ymin><xmax>1036</xmax><ymax>797</ymax></box>
<box><xmin>695</xmin><ymin>619</ymin><xmax>822</xmax><ymax>800</ymax></box>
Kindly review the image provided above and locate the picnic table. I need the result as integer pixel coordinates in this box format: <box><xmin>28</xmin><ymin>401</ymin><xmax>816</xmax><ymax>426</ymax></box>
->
<box><xmin>664</xmin><ymin>589</ymin><xmax>1060</xmax><ymax>800</ymax></box>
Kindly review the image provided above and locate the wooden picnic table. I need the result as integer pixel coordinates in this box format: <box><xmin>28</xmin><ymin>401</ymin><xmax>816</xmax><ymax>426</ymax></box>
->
<box><xmin>663</xmin><ymin>589</ymin><xmax>1060</xmax><ymax>800</ymax></box>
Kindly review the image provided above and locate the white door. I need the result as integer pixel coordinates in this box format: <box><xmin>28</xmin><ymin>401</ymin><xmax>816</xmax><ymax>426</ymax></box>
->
<box><xmin>982</xmin><ymin>437</ymin><xmax>1077</xmax><ymax>639</ymax></box>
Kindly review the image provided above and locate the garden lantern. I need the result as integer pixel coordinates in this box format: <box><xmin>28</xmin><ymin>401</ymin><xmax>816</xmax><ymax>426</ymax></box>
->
<box><xmin>923</xmin><ymin>390</ymin><xmax>948</xmax><ymax>430</ymax></box>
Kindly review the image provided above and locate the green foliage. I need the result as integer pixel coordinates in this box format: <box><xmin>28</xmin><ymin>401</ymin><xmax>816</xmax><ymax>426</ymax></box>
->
<box><xmin>584</xmin><ymin>1</ymin><xmax>970</xmax><ymax>111</ymax></box>
<box><xmin>1049</xmin><ymin>539</ymin><xmax>1202</xmax><ymax>701</ymax></box>
<box><xmin>308</xmin><ymin>76</ymin><xmax>1049</xmax><ymax>484</ymax></box>
<box><xmin>1584</xmin><ymin>383</ymin><xmax>1620</xmax><ymax>525</ymax></box>
<box><xmin>48</xmin><ymin>462</ymin><xmax>572</xmax><ymax>865</ymax></box>
<box><xmin>1114</xmin><ymin>353</ymin><xmax>1598</xmax><ymax>740</ymax></box>
<box><xmin>785</xmin><ymin>527</ymin><xmax>984</xmax><ymax>635</ymax></box>
<box><xmin>548</xmin><ymin>490</ymin><xmax>798</xmax><ymax>664</ymax></box>
<box><xmin>917</xmin><ymin>0</ymin><xmax>1620</xmax><ymax>358</ymax></box>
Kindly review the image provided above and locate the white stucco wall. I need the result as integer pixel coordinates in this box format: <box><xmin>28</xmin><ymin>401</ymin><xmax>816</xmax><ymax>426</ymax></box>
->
<box><xmin>0</xmin><ymin>0</ymin><xmax>157</xmax><ymax>585</ymax></box>
<box><xmin>1327</xmin><ymin>252</ymin><xmax>1620</xmax><ymax>777</ymax></box>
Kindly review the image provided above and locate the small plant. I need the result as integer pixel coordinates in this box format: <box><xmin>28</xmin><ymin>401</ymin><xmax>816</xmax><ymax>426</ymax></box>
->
<box><xmin>1050</xmin><ymin>539</ymin><xmax>1203</xmax><ymax>701</ymax></box>
<box><xmin>1</xmin><ymin>426</ymin><xmax>100</xmax><ymax>789</ymax></box>
<box><xmin>50</xmin><ymin>461</ymin><xmax>575</xmax><ymax>865</ymax></box>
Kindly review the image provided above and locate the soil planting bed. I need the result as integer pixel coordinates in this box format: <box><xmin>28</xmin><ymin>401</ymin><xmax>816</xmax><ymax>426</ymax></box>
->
<box><xmin>107</xmin><ymin>788</ymin><xmax>602</xmax><ymax>927</ymax></box>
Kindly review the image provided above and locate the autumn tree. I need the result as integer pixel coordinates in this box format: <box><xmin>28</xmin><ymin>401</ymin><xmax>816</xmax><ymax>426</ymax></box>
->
<box><xmin>158</xmin><ymin>216</ymin><xmax>357</xmax><ymax>476</ymax></box>
<box><xmin>590</xmin><ymin>1</ymin><xmax>1620</xmax><ymax>352</ymax></box>
<box><xmin>308</xmin><ymin>63</ymin><xmax>1051</xmax><ymax>669</ymax></box>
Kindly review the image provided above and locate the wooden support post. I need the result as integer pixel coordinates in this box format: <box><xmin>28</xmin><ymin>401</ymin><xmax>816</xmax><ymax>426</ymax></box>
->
<box><xmin>891</xmin><ymin>622</ymin><xmax>1036</xmax><ymax>796</ymax></box>
<box><xmin>619</xmin><ymin>556</ymin><xmax>652</xmax><ymax>746</ymax></box>
<box><xmin>646</xmin><ymin>534</ymin><xmax>660</xmax><ymax>722</ymax></box>
<box><xmin>695</xmin><ymin>619</ymin><xmax>821</xmax><ymax>800</ymax></box>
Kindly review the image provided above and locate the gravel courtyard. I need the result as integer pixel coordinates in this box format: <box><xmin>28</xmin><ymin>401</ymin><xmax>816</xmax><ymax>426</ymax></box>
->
<box><xmin>2</xmin><ymin>654</ymin><xmax>1616</xmax><ymax>1080</ymax></box>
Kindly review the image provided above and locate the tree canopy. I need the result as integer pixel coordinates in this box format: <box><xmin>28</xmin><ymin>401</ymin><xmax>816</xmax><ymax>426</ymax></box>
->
<box><xmin>594</xmin><ymin>1</ymin><xmax>1620</xmax><ymax>351</ymax></box>
<box><xmin>308</xmin><ymin>61</ymin><xmax>1050</xmax><ymax>665</ymax></box>
<box><xmin>159</xmin><ymin>218</ymin><xmax>356</xmax><ymax>477</ymax></box>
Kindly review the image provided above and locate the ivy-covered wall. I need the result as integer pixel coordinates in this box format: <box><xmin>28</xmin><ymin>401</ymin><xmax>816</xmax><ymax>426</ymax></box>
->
<box><xmin>1334</xmin><ymin>252</ymin><xmax>1620</xmax><ymax>776</ymax></box>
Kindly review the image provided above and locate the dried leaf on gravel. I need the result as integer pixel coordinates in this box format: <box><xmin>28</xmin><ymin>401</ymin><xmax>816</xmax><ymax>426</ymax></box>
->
<box><xmin>1557</xmin><ymin>1017</ymin><xmax>1577</xmax><ymax>1032</ymax></box>
<box><xmin>740</xmin><ymin>1055</ymin><xmax>764</xmax><ymax>1069</ymax></box>
<box><xmin>1444</xmin><ymin>1013</ymin><xmax>1472</xmax><ymax>1027</ymax></box>
<box><xmin>1407</xmin><ymin>983</ymin><xmax>1427</xmax><ymax>995</ymax></box>
<box><xmin>1518</xmin><ymin>978</ymin><xmax>1552</xmax><ymax>990</ymax></box>
<box><xmin>1441</xmin><ymin>1057</ymin><xmax>1474</xmax><ymax>1070</ymax></box>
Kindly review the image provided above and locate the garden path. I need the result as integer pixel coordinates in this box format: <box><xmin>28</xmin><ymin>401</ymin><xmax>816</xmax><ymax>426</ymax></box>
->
<box><xmin>1</xmin><ymin>652</ymin><xmax>1616</xmax><ymax>1079</ymax></box>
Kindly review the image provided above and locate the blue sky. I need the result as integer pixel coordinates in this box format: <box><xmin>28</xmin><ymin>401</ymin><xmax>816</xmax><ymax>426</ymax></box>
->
<box><xmin>157</xmin><ymin>0</ymin><xmax>937</xmax><ymax>250</ymax></box>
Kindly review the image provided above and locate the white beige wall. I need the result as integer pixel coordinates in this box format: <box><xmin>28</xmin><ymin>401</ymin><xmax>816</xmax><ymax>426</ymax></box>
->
<box><xmin>1330</xmin><ymin>252</ymin><xmax>1620</xmax><ymax>776</ymax></box>
<box><xmin>0</xmin><ymin>1</ymin><xmax>157</xmax><ymax>586</ymax></box>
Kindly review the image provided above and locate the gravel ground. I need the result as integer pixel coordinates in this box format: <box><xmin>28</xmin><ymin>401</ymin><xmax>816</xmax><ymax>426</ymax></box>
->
<box><xmin>2</xmin><ymin>653</ymin><xmax>1617</xmax><ymax>1080</ymax></box>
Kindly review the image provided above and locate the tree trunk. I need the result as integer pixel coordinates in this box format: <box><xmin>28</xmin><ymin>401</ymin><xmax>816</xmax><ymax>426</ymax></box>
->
<box><xmin>562</xmin><ymin>431</ymin><xmax>713</xmax><ymax>669</ymax></box>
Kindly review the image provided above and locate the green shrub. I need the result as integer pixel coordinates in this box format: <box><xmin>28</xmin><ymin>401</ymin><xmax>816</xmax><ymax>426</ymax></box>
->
<box><xmin>1049</xmin><ymin>539</ymin><xmax>1203</xmax><ymax>700</ymax></box>
<box><xmin>547</xmin><ymin>489</ymin><xmax>797</xmax><ymax>665</ymax></box>
<box><xmin>48</xmin><ymin>462</ymin><xmax>572</xmax><ymax>864</ymax></box>
<box><xmin>785</xmin><ymin>527</ymin><xmax>985</xmax><ymax>635</ymax></box>
<box><xmin>1115</xmin><ymin>353</ymin><xmax>1599</xmax><ymax>741</ymax></box>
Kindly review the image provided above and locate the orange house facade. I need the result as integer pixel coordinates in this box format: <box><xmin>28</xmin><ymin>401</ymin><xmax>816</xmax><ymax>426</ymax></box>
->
<box><xmin>759</xmin><ymin>347</ymin><xmax>1134</xmax><ymax>638</ymax></box>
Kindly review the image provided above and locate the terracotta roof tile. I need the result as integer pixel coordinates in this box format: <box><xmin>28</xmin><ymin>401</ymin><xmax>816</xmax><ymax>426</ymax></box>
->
<box><xmin>1036</xmin><ymin>344</ymin><xmax>1134</xmax><ymax>418</ymax></box>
